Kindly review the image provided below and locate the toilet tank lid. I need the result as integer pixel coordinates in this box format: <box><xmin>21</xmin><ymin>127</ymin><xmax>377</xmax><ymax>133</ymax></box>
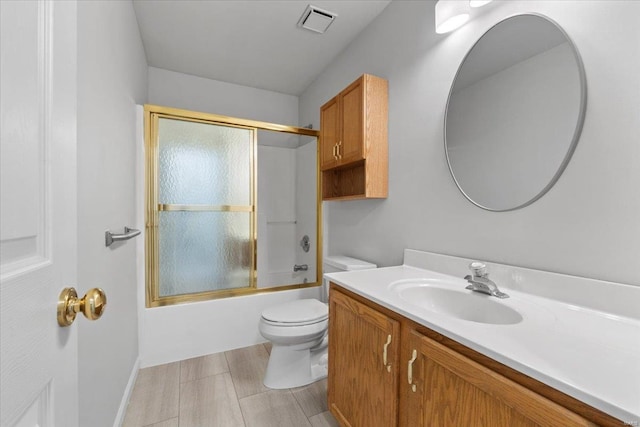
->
<box><xmin>324</xmin><ymin>255</ymin><xmax>377</xmax><ymax>271</ymax></box>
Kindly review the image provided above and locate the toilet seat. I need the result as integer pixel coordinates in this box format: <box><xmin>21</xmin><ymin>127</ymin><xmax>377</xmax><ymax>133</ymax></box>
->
<box><xmin>261</xmin><ymin>299</ymin><xmax>328</xmax><ymax>326</ymax></box>
<box><xmin>260</xmin><ymin>317</ymin><xmax>327</xmax><ymax>327</ymax></box>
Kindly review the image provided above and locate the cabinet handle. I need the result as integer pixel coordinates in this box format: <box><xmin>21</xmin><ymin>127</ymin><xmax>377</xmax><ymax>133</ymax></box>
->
<box><xmin>382</xmin><ymin>334</ymin><xmax>392</xmax><ymax>372</ymax></box>
<box><xmin>333</xmin><ymin>144</ymin><xmax>338</xmax><ymax>159</ymax></box>
<box><xmin>408</xmin><ymin>349</ymin><xmax>418</xmax><ymax>392</ymax></box>
<box><xmin>337</xmin><ymin>140</ymin><xmax>342</xmax><ymax>159</ymax></box>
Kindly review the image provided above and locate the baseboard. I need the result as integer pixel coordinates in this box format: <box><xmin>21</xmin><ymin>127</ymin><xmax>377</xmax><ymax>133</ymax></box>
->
<box><xmin>113</xmin><ymin>356</ymin><xmax>140</xmax><ymax>427</ymax></box>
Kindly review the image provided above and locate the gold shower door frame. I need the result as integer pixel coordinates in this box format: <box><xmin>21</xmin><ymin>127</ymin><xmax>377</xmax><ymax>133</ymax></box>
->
<box><xmin>144</xmin><ymin>104</ymin><xmax>321</xmax><ymax>307</ymax></box>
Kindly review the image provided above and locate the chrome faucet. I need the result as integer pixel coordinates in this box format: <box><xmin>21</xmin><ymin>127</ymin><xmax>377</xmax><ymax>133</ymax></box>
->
<box><xmin>293</xmin><ymin>264</ymin><xmax>308</xmax><ymax>272</ymax></box>
<box><xmin>464</xmin><ymin>262</ymin><xmax>509</xmax><ymax>299</ymax></box>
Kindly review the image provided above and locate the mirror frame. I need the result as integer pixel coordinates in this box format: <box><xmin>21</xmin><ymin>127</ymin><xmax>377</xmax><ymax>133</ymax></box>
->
<box><xmin>444</xmin><ymin>13</ymin><xmax>587</xmax><ymax>212</ymax></box>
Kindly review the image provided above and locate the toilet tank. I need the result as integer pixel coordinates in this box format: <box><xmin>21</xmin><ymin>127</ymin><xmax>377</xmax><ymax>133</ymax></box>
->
<box><xmin>321</xmin><ymin>255</ymin><xmax>377</xmax><ymax>302</ymax></box>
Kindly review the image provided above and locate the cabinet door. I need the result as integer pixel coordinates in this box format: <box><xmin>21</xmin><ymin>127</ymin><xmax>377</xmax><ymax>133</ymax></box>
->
<box><xmin>329</xmin><ymin>289</ymin><xmax>400</xmax><ymax>427</ymax></box>
<box><xmin>339</xmin><ymin>77</ymin><xmax>365</xmax><ymax>165</ymax></box>
<box><xmin>404</xmin><ymin>331</ymin><xmax>596</xmax><ymax>427</ymax></box>
<box><xmin>320</xmin><ymin>96</ymin><xmax>340</xmax><ymax>170</ymax></box>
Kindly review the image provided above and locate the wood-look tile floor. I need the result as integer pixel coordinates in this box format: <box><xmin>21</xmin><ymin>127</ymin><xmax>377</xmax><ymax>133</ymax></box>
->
<box><xmin>122</xmin><ymin>343</ymin><xmax>339</xmax><ymax>427</ymax></box>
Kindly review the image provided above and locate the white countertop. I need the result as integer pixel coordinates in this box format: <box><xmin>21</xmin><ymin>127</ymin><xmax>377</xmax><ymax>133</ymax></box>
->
<box><xmin>325</xmin><ymin>261</ymin><xmax>640</xmax><ymax>423</ymax></box>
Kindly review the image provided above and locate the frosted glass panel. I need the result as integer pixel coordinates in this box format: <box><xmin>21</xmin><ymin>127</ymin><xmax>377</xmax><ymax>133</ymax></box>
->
<box><xmin>158</xmin><ymin>211</ymin><xmax>251</xmax><ymax>296</ymax></box>
<box><xmin>158</xmin><ymin>118</ymin><xmax>251</xmax><ymax>205</ymax></box>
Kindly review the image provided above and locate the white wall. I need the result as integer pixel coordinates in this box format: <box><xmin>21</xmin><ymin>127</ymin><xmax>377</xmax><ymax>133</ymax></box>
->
<box><xmin>148</xmin><ymin>66</ymin><xmax>299</xmax><ymax>125</ymax></box>
<box><xmin>300</xmin><ymin>0</ymin><xmax>640</xmax><ymax>286</ymax></box>
<box><xmin>140</xmin><ymin>69</ymin><xmax>319</xmax><ymax>367</ymax></box>
<box><xmin>77</xmin><ymin>1</ymin><xmax>148</xmax><ymax>426</ymax></box>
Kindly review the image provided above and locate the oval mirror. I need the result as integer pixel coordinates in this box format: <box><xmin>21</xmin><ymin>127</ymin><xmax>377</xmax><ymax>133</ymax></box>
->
<box><xmin>445</xmin><ymin>14</ymin><xmax>586</xmax><ymax>211</ymax></box>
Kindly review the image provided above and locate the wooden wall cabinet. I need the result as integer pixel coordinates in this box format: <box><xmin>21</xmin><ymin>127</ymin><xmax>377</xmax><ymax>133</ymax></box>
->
<box><xmin>328</xmin><ymin>285</ymin><xmax>620</xmax><ymax>427</ymax></box>
<box><xmin>320</xmin><ymin>74</ymin><xmax>388</xmax><ymax>200</ymax></box>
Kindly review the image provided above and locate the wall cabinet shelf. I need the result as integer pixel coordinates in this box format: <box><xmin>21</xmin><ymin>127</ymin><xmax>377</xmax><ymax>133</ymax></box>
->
<box><xmin>328</xmin><ymin>285</ymin><xmax>621</xmax><ymax>427</ymax></box>
<box><xmin>320</xmin><ymin>74</ymin><xmax>388</xmax><ymax>200</ymax></box>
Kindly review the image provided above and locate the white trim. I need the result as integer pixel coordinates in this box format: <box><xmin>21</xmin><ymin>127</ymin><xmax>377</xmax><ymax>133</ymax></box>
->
<box><xmin>113</xmin><ymin>357</ymin><xmax>140</xmax><ymax>427</ymax></box>
<box><xmin>39</xmin><ymin>0</ymin><xmax>53</xmax><ymax>264</ymax></box>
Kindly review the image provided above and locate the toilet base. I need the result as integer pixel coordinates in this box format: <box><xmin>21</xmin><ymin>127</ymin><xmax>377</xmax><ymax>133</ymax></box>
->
<box><xmin>263</xmin><ymin>336</ymin><xmax>328</xmax><ymax>389</ymax></box>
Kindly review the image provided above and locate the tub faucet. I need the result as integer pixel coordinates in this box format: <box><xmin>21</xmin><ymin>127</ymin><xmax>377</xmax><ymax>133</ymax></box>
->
<box><xmin>464</xmin><ymin>262</ymin><xmax>509</xmax><ymax>299</ymax></box>
<box><xmin>293</xmin><ymin>264</ymin><xmax>308</xmax><ymax>272</ymax></box>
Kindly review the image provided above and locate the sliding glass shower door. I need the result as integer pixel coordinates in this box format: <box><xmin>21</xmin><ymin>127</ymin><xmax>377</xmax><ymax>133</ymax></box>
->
<box><xmin>144</xmin><ymin>104</ymin><xmax>321</xmax><ymax>308</ymax></box>
<box><xmin>150</xmin><ymin>116</ymin><xmax>256</xmax><ymax>302</ymax></box>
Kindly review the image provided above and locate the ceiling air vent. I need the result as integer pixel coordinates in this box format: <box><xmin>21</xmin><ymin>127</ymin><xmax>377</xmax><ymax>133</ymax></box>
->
<box><xmin>297</xmin><ymin>5</ymin><xmax>337</xmax><ymax>34</ymax></box>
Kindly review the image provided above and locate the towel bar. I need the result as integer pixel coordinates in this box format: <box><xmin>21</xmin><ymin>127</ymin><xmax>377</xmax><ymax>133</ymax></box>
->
<box><xmin>105</xmin><ymin>227</ymin><xmax>141</xmax><ymax>247</ymax></box>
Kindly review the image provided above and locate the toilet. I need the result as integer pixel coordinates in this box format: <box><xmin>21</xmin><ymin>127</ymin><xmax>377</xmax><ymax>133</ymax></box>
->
<box><xmin>259</xmin><ymin>255</ymin><xmax>377</xmax><ymax>389</ymax></box>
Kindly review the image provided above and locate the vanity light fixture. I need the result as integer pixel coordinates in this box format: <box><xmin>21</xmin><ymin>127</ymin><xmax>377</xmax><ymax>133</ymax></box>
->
<box><xmin>470</xmin><ymin>0</ymin><xmax>493</xmax><ymax>7</ymax></box>
<box><xmin>435</xmin><ymin>0</ymin><xmax>471</xmax><ymax>34</ymax></box>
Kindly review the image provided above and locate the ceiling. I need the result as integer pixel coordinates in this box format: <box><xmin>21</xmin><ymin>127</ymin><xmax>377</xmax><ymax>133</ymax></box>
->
<box><xmin>133</xmin><ymin>0</ymin><xmax>392</xmax><ymax>96</ymax></box>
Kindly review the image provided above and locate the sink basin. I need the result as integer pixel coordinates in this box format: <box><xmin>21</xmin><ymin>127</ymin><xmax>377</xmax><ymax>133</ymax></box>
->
<box><xmin>390</xmin><ymin>280</ymin><xmax>523</xmax><ymax>325</ymax></box>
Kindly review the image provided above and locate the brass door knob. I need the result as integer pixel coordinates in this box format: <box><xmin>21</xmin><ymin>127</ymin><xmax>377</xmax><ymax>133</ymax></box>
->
<box><xmin>57</xmin><ymin>287</ymin><xmax>107</xmax><ymax>327</ymax></box>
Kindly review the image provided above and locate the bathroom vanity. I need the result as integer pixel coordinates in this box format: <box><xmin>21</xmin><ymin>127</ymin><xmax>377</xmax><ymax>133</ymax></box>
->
<box><xmin>326</xmin><ymin>250</ymin><xmax>640</xmax><ymax>427</ymax></box>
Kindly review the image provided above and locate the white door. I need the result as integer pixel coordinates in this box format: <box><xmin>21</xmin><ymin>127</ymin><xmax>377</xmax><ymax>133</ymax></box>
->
<box><xmin>1</xmin><ymin>1</ymin><xmax>79</xmax><ymax>426</ymax></box>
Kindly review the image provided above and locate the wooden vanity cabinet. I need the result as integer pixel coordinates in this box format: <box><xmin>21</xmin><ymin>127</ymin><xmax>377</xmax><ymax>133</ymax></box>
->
<box><xmin>320</xmin><ymin>74</ymin><xmax>388</xmax><ymax>200</ymax></box>
<box><xmin>404</xmin><ymin>330</ymin><xmax>596</xmax><ymax>427</ymax></box>
<box><xmin>328</xmin><ymin>287</ymin><xmax>400</xmax><ymax>427</ymax></box>
<box><xmin>329</xmin><ymin>285</ymin><xmax>622</xmax><ymax>427</ymax></box>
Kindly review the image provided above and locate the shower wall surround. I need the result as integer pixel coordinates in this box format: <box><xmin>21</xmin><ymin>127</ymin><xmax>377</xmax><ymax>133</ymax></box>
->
<box><xmin>258</xmin><ymin>145</ymin><xmax>297</xmax><ymax>288</ymax></box>
<box><xmin>300</xmin><ymin>0</ymin><xmax>640</xmax><ymax>286</ymax></box>
<box><xmin>257</xmin><ymin>142</ymin><xmax>317</xmax><ymax>288</ymax></box>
